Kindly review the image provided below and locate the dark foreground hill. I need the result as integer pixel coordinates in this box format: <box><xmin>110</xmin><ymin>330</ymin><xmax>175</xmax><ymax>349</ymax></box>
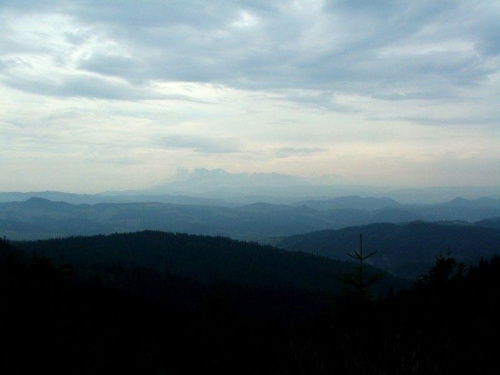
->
<box><xmin>278</xmin><ymin>221</ymin><xmax>500</xmax><ymax>279</ymax></box>
<box><xmin>1</xmin><ymin>235</ymin><xmax>334</xmax><ymax>374</ymax></box>
<box><xmin>2</xmin><ymin>235</ymin><xmax>500</xmax><ymax>374</ymax></box>
<box><xmin>15</xmin><ymin>230</ymin><xmax>404</xmax><ymax>294</ymax></box>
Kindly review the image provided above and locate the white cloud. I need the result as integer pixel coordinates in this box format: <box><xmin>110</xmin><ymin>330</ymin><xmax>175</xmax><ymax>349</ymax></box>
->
<box><xmin>0</xmin><ymin>0</ymin><xmax>499</xmax><ymax>191</ymax></box>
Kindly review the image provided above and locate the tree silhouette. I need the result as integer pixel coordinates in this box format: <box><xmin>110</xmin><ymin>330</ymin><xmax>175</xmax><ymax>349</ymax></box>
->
<box><xmin>344</xmin><ymin>234</ymin><xmax>382</xmax><ymax>302</ymax></box>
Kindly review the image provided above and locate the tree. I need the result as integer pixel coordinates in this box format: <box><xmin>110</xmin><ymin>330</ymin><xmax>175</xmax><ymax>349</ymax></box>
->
<box><xmin>343</xmin><ymin>234</ymin><xmax>382</xmax><ymax>302</ymax></box>
<box><xmin>416</xmin><ymin>250</ymin><xmax>466</xmax><ymax>289</ymax></box>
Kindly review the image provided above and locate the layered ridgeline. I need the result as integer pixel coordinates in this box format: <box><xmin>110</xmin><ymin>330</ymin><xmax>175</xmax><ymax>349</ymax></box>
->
<box><xmin>0</xmin><ymin>197</ymin><xmax>415</xmax><ymax>240</ymax></box>
<box><xmin>278</xmin><ymin>222</ymin><xmax>500</xmax><ymax>279</ymax></box>
<box><xmin>14</xmin><ymin>230</ymin><xmax>406</xmax><ymax>294</ymax></box>
<box><xmin>2</xmin><ymin>196</ymin><xmax>500</xmax><ymax>241</ymax></box>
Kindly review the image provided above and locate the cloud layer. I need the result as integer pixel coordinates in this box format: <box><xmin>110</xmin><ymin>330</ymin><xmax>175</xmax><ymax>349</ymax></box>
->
<box><xmin>0</xmin><ymin>0</ymin><xmax>499</xmax><ymax>192</ymax></box>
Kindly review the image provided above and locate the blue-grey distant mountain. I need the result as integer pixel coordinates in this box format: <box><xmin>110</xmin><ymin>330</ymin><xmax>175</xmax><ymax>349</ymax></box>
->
<box><xmin>107</xmin><ymin>168</ymin><xmax>307</xmax><ymax>196</ymax></box>
<box><xmin>108</xmin><ymin>168</ymin><xmax>500</xmax><ymax>203</ymax></box>
<box><xmin>103</xmin><ymin>168</ymin><xmax>389</xmax><ymax>203</ymax></box>
<box><xmin>0</xmin><ymin>191</ymin><xmax>234</xmax><ymax>207</ymax></box>
<box><xmin>0</xmin><ymin>191</ymin><xmax>103</xmax><ymax>205</ymax></box>
<box><xmin>293</xmin><ymin>196</ymin><xmax>401</xmax><ymax>211</ymax></box>
<box><xmin>387</xmin><ymin>186</ymin><xmax>500</xmax><ymax>204</ymax></box>
<box><xmin>278</xmin><ymin>222</ymin><xmax>500</xmax><ymax>279</ymax></box>
<box><xmin>160</xmin><ymin>168</ymin><xmax>309</xmax><ymax>190</ymax></box>
<box><xmin>3</xmin><ymin>169</ymin><xmax>500</xmax><ymax>206</ymax></box>
<box><xmin>438</xmin><ymin>197</ymin><xmax>500</xmax><ymax>210</ymax></box>
<box><xmin>411</xmin><ymin>198</ymin><xmax>500</xmax><ymax>222</ymax></box>
<box><xmin>3</xmin><ymin>197</ymin><xmax>500</xmax><ymax>242</ymax></box>
<box><xmin>0</xmin><ymin>198</ymin><xmax>423</xmax><ymax>241</ymax></box>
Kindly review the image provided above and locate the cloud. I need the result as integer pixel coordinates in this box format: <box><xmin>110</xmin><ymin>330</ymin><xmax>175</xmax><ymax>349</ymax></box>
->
<box><xmin>1</xmin><ymin>0</ymin><xmax>500</xmax><ymax>191</ymax></box>
<box><xmin>273</xmin><ymin>147</ymin><xmax>327</xmax><ymax>158</ymax></box>
<box><xmin>2</xmin><ymin>73</ymin><xmax>153</xmax><ymax>100</ymax></box>
<box><xmin>77</xmin><ymin>54</ymin><xmax>143</xmax><ymax>82</ymax></box>
<box><xmin>266</xmin><ymin>89</ymin><xmax>361</xmax><ymax>113</ymax></box>
<box><xmin>2</xmin><ymin>70</ymin><xmax>211</xmax><ymax>102</ymax></box>
<box><xmin>0</xmin><ymin>0</ymin><xmax>498</xmax><ymax>108</ymax></box>
<box><xmin>88</xmin><ymin>156</ymin><xmax>144</xmax><ymax>166</ymax></box>
<box><xmin>401</xmin><ymin>115</ymin><xmax>500</xmax><ymax>127</ymax></box>
<box><xmin>158</xmin><ymin>135</ymin><xmax>242</xmax><ymax>154</ymax></box>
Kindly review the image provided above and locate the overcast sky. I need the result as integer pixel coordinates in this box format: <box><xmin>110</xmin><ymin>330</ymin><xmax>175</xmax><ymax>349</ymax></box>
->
<box><xmin>1</xmin><ymin>0</ymin><xmax>499</xmax><ymax>192</ymax></box>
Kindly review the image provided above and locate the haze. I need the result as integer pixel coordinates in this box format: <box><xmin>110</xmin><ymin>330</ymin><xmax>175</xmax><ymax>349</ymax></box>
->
<box><xmin>1</xmin><ymin>1</ymin><xmax>500</xmax><ymax>193</ymax></box>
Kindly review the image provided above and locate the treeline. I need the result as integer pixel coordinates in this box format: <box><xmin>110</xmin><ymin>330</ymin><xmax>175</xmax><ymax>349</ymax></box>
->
<box><xmin>322</xmin><ymin>254</ymin><xmax>500</xmax><ymax>374</ymax></box>
<box><xmin>1</xmin><ymin>235</ymin><xmax>500</xmax><ymax>374</ymax></box>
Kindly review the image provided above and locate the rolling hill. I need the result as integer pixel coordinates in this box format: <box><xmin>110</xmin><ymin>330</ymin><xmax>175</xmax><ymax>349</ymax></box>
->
<box><xmin>278</xmin><ymin>221</ymin><xmax>500</xmax><ymax>279</ymax></box>
<box><xmin>14</xmin><ymin>230</ymin><xmax>406</xmax><ymax>294</ymax></box>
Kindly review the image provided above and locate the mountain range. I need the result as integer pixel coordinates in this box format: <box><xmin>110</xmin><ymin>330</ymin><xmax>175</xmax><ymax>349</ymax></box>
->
<box><xmin>2</xmin><ymin>196</ymin><xmax>500</xmax><ymax>242</ymax></box>
<box><xmin>4</xmin><ymin>169</ymin><xmax>500</xmax><ymax>205</ymax></box>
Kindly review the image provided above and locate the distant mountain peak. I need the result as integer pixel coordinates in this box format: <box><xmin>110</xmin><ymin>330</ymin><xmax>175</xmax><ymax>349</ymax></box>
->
<box><xmin>26</xmin><ymin>197</ymin><xmax>51</xmax><ymax>203</ymax></box>
<box><xmin>23</xmin><ymin>197</ymin><xmax>72</xmax><ymax>208</ymax></box>
<box><xmin>443</xmin><ymin>196</ymin><xmax>500</xmax><ymax>209</ymax></box>
<box><xmin>294</xmin><ymin>195</ymin><xmax>401</xmax><ymax>211</ymax></box>
<box><xmin>148</xmin><ymin>168</ymin><xmax>309</xmax><ymax>196</ymax></box>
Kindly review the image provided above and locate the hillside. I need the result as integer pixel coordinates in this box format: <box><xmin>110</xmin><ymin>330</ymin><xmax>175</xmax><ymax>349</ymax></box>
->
<box><xmin>278</xmin><ymin>222</ymin><xmax>500</xmax><ymax>279</ymax></box>
<box><xmin>15</xmin><ymin>231</ymin><xmax>406</xmax><ymax>294</ymax></box>
<box><xmin>0</xmin><ymin>235</ymin><xmax>334</xmax><ymax>374</ymax></box>
<box><xmin>3</xmin><ymin>234</ymin><xmax>500</xmax><ymax>374</ymax></box>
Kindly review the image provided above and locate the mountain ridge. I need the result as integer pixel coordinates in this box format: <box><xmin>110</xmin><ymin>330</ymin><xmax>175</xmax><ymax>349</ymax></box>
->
<box><xmin>15</xmin><ymin>230</ymin><xmax>406</xmax><ymax>294</ymax></box>
<box><xmin>3</xmin><ymin>197</ymin><xmax>500</xmax><ymax>242</ymax></box>
<box><xmin>278</xmin><ymin>221</ymin><xmax>500</xmax><ymax>279</ymax></box>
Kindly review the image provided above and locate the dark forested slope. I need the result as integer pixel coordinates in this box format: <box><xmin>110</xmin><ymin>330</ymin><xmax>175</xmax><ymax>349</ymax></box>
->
<box><xmin>15</xmin><ymin>230</ymin><xmax>404</xmax><ymax>294</ymax></box>
<box><xmin>0</xmin><ymin>236</ymin><xmax>332</xmax><ymax>375</ymax></box>
<box><xmin>279</xmin><ymin>221</ymin><xmax>500</xmax><ymax>279</ymax></box>
<box><xmin>2</xmin><ymin>234</ymin><xmax>500</xmax><ymax>374</ymax></box>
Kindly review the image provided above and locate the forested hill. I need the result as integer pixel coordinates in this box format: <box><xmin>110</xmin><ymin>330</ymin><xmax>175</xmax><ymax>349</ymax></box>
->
<box><xmin>14</xmin><ymin>231</ymin><xmax>405</xmax><ymax>294</ymax></box>
<box><xmin>3</xmin><ymin>233</ymin><xmax>500</xmax><ymax>374</ymax></box>
<box><xmin>278</xmin><ymin>221</ymin><xmax>500</xmax><ymax>279</ymax></box>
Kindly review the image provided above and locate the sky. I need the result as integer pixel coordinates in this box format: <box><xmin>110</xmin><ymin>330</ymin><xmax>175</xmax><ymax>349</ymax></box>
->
<box><xmin>1</xmin><ymin>0</ymin><xmax>499</xmax><ymax>193</ymax></box>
